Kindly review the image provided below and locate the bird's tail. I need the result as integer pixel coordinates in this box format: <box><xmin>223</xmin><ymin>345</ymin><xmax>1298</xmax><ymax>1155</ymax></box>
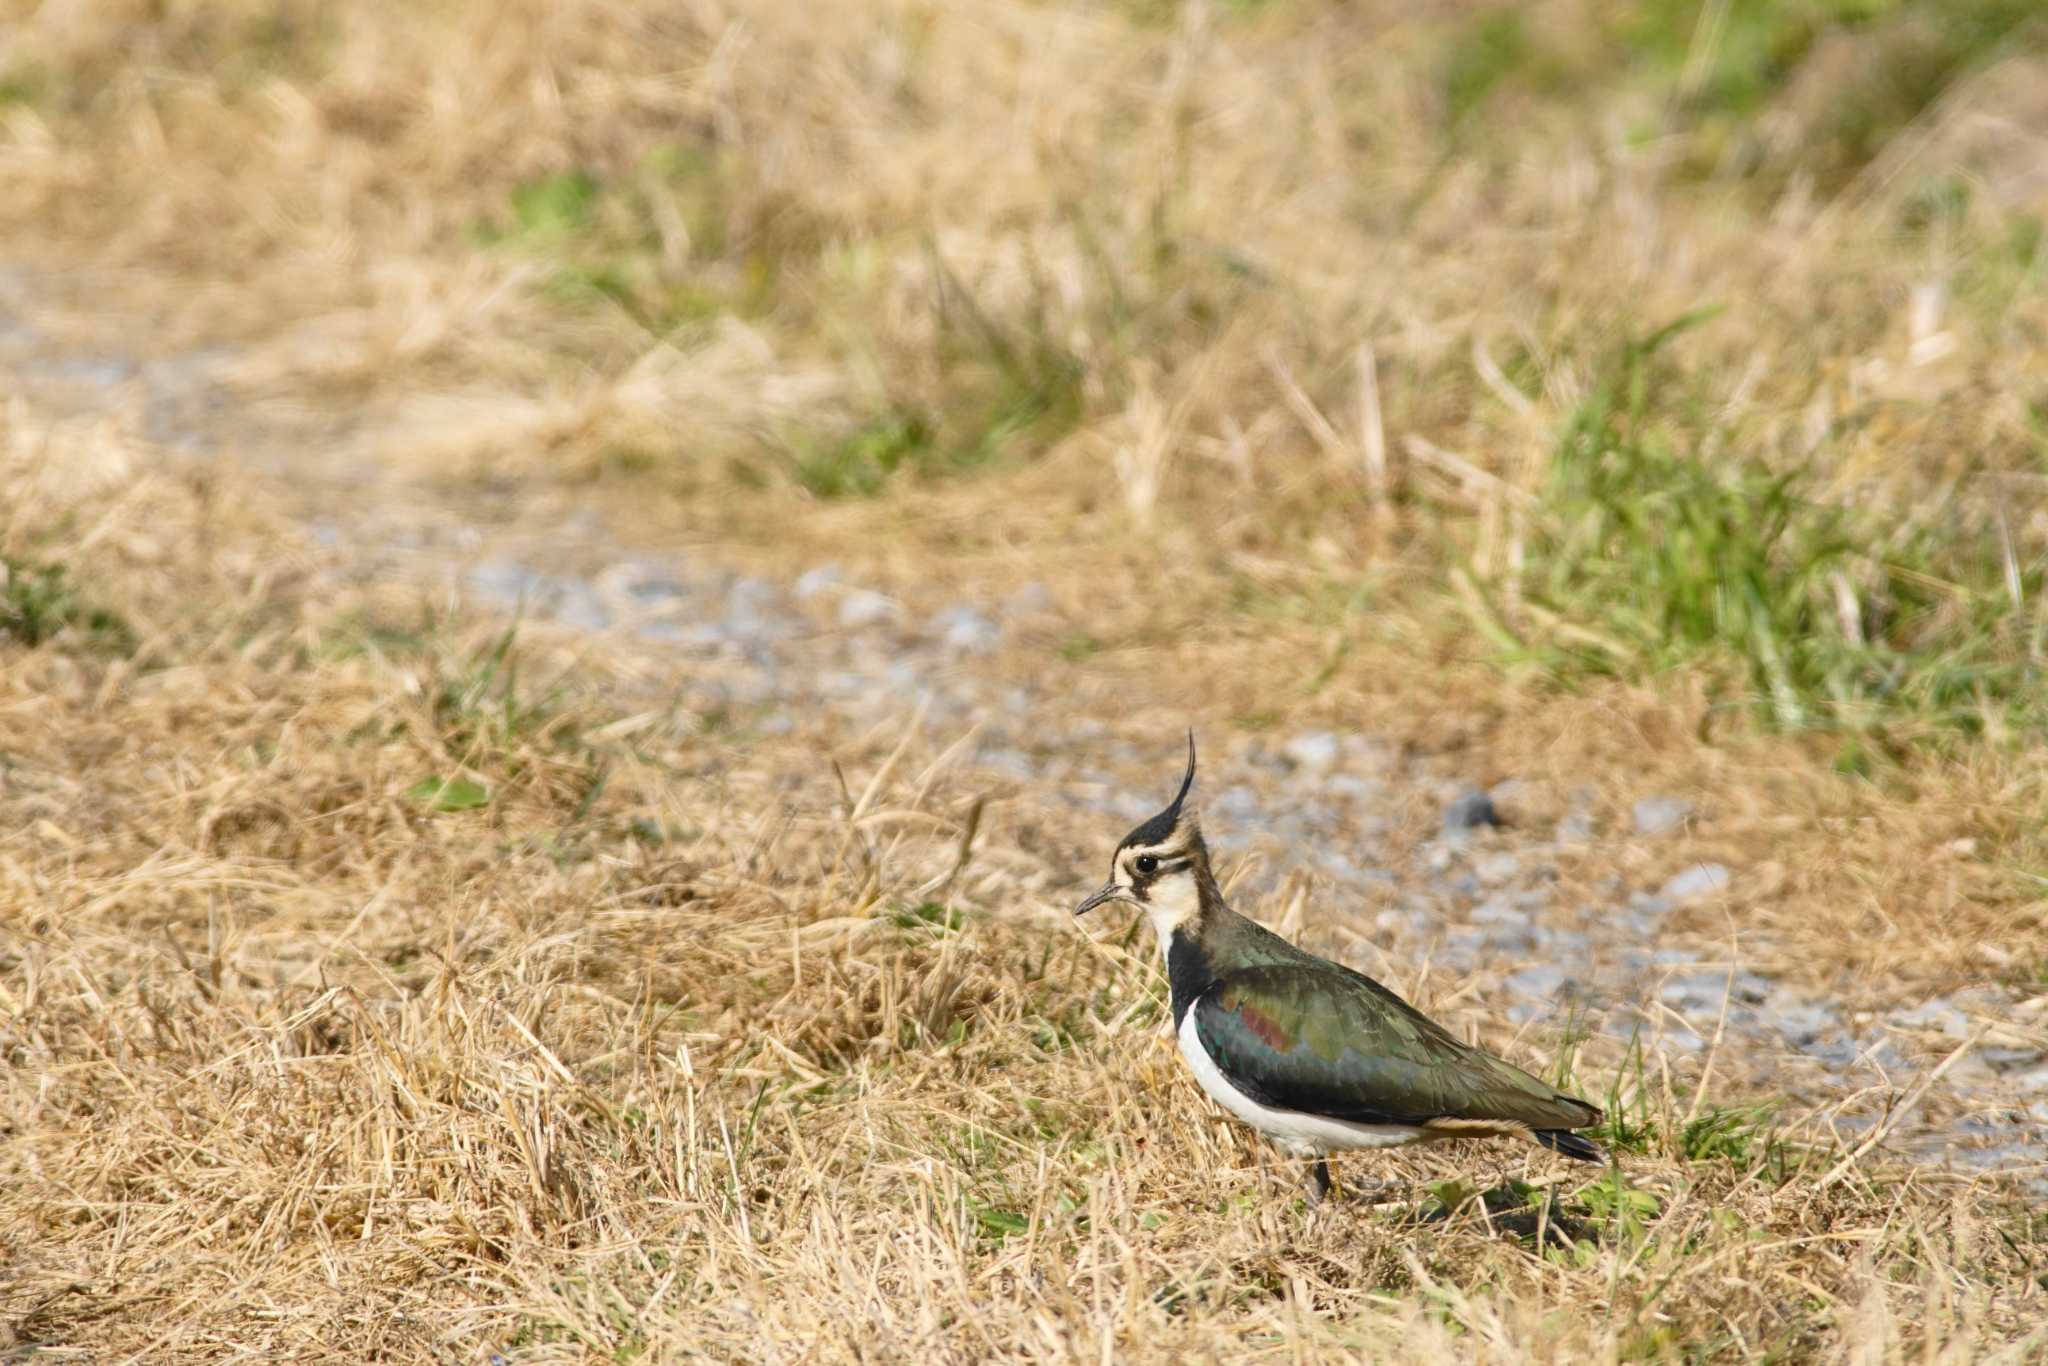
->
<box><xmin>1534</xmin><ymin>1128</ymin><xmax>1607</xmax><ymax>1163</ymax></box>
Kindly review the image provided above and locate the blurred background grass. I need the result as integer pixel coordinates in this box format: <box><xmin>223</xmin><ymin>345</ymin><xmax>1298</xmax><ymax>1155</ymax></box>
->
<box><xmin>12</xmin><ymin>0</ymin><xmax>2044</xmax><ymax>754</ymax></box>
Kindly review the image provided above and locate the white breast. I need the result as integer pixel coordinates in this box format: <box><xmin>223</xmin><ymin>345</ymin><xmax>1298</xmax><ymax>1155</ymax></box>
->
<box><xmin>1175</xmin><ymin>1009</ymin><xmax>1429</xmax><ymax>1156</ymax></box>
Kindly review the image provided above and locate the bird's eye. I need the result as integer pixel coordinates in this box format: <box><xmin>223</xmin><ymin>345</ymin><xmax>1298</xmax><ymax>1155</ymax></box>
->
<box><xmin>1134</xmin><ymin>854</ymin><xmax>1159</xmax><ymax>875</ymax></box>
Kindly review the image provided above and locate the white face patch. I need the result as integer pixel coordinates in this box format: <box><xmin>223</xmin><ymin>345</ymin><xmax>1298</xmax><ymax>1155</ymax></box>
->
<box><xmin>1140</xmin><ymin>868</ymin><xmax>1200</xmax><ymax>959</ymax></box>
<box><xmin>1111</xmin><ymin>837</ymin><xmax>1202</xmax><ymax>960</ymax></box>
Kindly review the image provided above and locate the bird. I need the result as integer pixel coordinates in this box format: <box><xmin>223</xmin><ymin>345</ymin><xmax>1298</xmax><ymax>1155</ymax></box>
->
<box><xmin>1075</xmin><ymin>734</ymin><xmax>1605</xmax><ymax>1203</ymax></box>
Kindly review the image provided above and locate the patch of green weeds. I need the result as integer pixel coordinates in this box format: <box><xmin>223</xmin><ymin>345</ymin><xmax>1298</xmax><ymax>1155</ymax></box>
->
<box><xmin>0</xmin><ymin>557</ymin><xmax>135</xmax><ymax>654</ymax></box>
<box><xmin>1441</xmin><ymin>10</ymin><xmax>1531</xmax><ymax>127</ymax></box>
<box><xmin>1435</xmin><ymin>2</ymin><xmax>2042</xmax><ymax>191</ymax></box>
<box><xmin>428</xmin><ymin>622</ymin><xmax>574</xmax><ymax>762</ymax></box>
<box><xmin>1579</xmin><ymin>1168</ymin><xmax>1663</xmax><ymax>1244</ymax></box>
<box><xmin>967</xmin><ymin>1198</ymin><xmax>1030</xmax><ymax>1243</ymax></box>
<box><xmin>1680</xmin><ymin>1102</ymin><xmax>1806</xmax><ymax>1181</ymax></box>
<box><xmin>1471</xmin><ymin>308</ymin><xmax>2047</xmax><ymax>740</ymax></box>
<box><xmin>508</xmin><ymin>169</ymin><xmax>601</xmax><ymax>239</ymax></box>
<box><xmin>1115</xmin><ymin>0</ymin><xmax>1283</xmax><ymax>27</ymax></box>
<box><xmin>1679</xmin><ymin>1102</ymin><xmax>1777</xmax><ymax>1164</ymax></box>
<box><xmin>0</xmin><ymin>64</ymin><xmax>46</xmax><ymax>106</ymax></box>
<box><xmin>889</xmin><ymin>901</ymin><xmax>964</xmax><ymax>936</ymax></box>
<box><xmin>1639</xmin><ymin>0</ymin><xmax>2044</xmax><ymax>187</ymax></box>
<box><xmin>1595</xmin><ymin>1031</ymin><xmax>1658</xmax><ymax>1156</ymax></box>
<box><xmin>919</xmin><ymin>238</ymin><xmax>1089</xmax><ymax>465</ymax></box>
<box><xmin>790</xmin><ymin>408</ymin><xmax>935</xmax><ymax>499</ymax></box>
<box><xmin>477</xmin><ymin>147</ymin><xmax>801</xmax><ymax>334</ymax></box>
<box><xmin>403</xmin><ymin>775</ymin><xmax>490</xmax><ymax>812</ymax></box>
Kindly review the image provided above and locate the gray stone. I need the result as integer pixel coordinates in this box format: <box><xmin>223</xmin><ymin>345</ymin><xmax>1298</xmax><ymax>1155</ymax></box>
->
<box><xmin>1660</xmin><ymin>971</ymin><xmax>1767</xmax><ymax>1015</ymax></box>
<box><xmin>1282</xmin><ymin>731</ymin><xmax>1342</xmax><ymax>773</ymax></box>
<box><xmin>626</xmin><ymin>568</ymin><xmax>688</xmax><ymax>603</ymax></box>
<box><xmin>1469</xmin><ymin>897</ymin><xmax>1526</xmax><ymax>927</ymax></box>
<box><xmin>1852</xmin><ymin>1037</ymin><xmax>1912</xmax><ymax>1073</ymax></box>
<box><xmin>837</xmin><ymin>589</ymin><xmax>898</xmax><ymax>629</ymax></box>
<box><xmin>1631</xmin><ymin>796</ymin><xmax>1694</xmax><ymax>837</ymax></box>
<box><xmin>1004</xmin><ymin>581</ymin><xmax>1054</xmax><ymax>615</ymax></box>
<box><xmin>1557</xmin><ymin>786</ymin><xmax>1598</xmax><ymax>843</ymax></box>
<box><xmin>1892</xmin><ymin>998</ymin><xmax>1970</xmax><ymax>1038</ymax></box>
<box><xmin>1374</xmin><ymin>907</ymin><xmax>1429</xmax><ymax>937</ymax></box>
<box><xmin>1557</xmin><ymin>810</ymin><xmax>1596</xmax><ymax>843</ymax></box>
<box><xmin>1315</xmin><ymin>853</ymin><xmax>1396</xmax><ymax>886</ymax></box>
<box><xmin>1771</xmin><ymin>1000</ymin><xmax>1843</xmax><ymax>1048</ymax></box>
<box><xmin>975</xmin><ymin>747</ymin><xmax>1036</xmax><ymax>779</ymax></box>
<box><xmin>793</xmin><ymin>565</ymin><xmax>841</xmax><ymax>600</ymax></box>
<box><xmin>1627</xmin><ymin>890</ymin><xmax>1675</xmax><ymax>919</ymax></box>
<box><xmin>723</xmin><ymin>576</ymin><xmax>786</xmax><ymax>640</ymax></box>
<box><xmin>1473</xmin><ymin>852</ymin><xmax>1522</xmax><ymax>885</ymax></box>
<box><xmin>1504</xmin><ymin>963</ymin><xmax>1569</xmax><ymax>1001</ymax></box>
<box><xmin>1981</xmin><ymin>1047</ymin><xmax>2046</xmax><ymax>1071</ymax></box>
<box><xmin>1442</xmin><ymin>789</ymin><xmax>1499</xmax><ymax>832</ymax></box>
<box><xmin>1659</xmin><ymin>863</ymin><xmax>1732</xmax><ymax>902</ymax></box>
<box><xmin>1325</xmin><ymin>775</ymin><xmax>1381</xmax><ymax>801</ymax></box>
<box><xmin>930</xmin><ymin>604</ymin><xmax>1001</xmax><ymax>654</ymax></box>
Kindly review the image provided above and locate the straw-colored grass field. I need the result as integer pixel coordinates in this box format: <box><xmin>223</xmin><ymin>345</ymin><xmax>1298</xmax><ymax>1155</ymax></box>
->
<box><xmin>3</xmin><ymin>1</ymin><xmax>2047</xmax><ymax>1359</ymax></box>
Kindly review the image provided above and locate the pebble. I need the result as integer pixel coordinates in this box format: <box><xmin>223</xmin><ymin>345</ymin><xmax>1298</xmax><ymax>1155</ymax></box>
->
<box><xmin>1631</xmin><ymin>796</ymin><xmax>1694</xmax><ymax>837</ymax></box>
<box><xmin>1772</xmin><ymin>1000</ymin><xmax>1843</xmax><ymax>1048</ymax></box>
<box><xmin>1282</xmin><ymin>732</ymin><xmax>1342</xmax><ymax>773</ymax></box>
<box><xmin>1468</xmin><ymin>897</ymin><xmax>1525</xmax><ymax>927</ymax></box>
<box><xmin>793</xmin><ymin>564</ymin><xmax>841</xmax><ymax>600</ymax></box>
<box><xmin>624</xmin><ymin>569</ymin><xmax>686</xmax><ymax>603</ymax></box>
<box><xmin>1473</xmin><ymin>852</ymin><xmax>1522</xmax><ymax>885</ymax></box>
<box><xmin>1504</xmin><ymin>963</ymin><xmax>1570</xmax><ymax>1001</ymax></box>
<box><xmin>1658</xmin><ymin>969</ymin><xmax>1772</xmax><ymax>1013</ymax></box>
<box><xmin>1627</xmin><ymin>890</ymin><xmax>1675</xmax><ymax>919</ymax></box>
<box><xmin>1556</xmin><ymin>786</ymin><xmax>1598</xmax><ymax>843</ymax></box>
<box><xmin>930</xmin><ymin>604</ymin><xmax>1001</xmax><ymax>653</ymax></box>
<box><xmin>1004</xmin><ymin>581</ymin><xmax>1054</xmax><ymax>615</ymax></box>
<box><xmin>1659</xmin><ymin>863</ymin><xmax>1732</xmax><ymax>902</ymax></box>
<box><xmin>1892</xmin><ymin>999</ymin><xmax>1970</xmax><ymax>1038</ymax></box>
<box><xmin>1315</xmin><ymin>853</ymin><xmax>1396</xmax><ymax>886</ymax></box>
<box><xmin>975</xmin><ymin>747</ymin><xmax>1036</xmax><ymax>779</ymax></box>
<box><xmin>1441</xmin><ymin>788</ymin><xmax>1499</xmax><ymax>833</ymax></box>
<box><xmin>837</xmin><ymin>589</ymin><xmax>898</xmax><ymax>628</ymax></box>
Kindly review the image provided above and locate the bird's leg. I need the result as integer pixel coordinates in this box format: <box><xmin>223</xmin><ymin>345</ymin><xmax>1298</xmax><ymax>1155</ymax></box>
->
<box><xmin>1306</xmin><ymin>1158</ymin><xmax>1336</xmax><ymax>1207</ymax></box>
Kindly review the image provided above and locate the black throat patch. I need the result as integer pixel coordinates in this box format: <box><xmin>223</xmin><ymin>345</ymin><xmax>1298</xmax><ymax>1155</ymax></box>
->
<box><xmin>1166</xmin><ymin>931</ymin><xmax>1215</xmax><ymax>1028</ymax></box>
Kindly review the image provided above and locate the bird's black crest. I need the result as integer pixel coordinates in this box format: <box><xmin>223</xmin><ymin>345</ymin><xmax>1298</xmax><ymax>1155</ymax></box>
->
<box><xmin>1120</xmin><ymin>731</ymin><xmax>1197</xmax><ymax>851</ymax></box>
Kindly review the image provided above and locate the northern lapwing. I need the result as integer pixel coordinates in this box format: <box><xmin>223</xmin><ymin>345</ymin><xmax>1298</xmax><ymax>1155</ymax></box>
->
<box><xmin>1075</xmin><ymin>736</ymin><xmax>1604</xmax><ymax>1201</ymax></box>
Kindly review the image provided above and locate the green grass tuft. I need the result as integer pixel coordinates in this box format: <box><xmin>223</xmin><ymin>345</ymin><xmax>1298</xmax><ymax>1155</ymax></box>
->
<box><xmin>1475</xmin><ymin>310</ymin><xmax>2046</xmax><ymax>740</ymax></box>
<box><xmin>0</xmin><ymin>556</ymin><xmax>134</xmax><ymax>653</ymax></box>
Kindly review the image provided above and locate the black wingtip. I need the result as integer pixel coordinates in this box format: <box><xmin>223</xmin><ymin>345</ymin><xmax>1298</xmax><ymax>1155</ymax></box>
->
<box><xmin>1535</xmin><ymin>1129</ymin><xmax>1607</xmax><ymax>1163</ymax></box>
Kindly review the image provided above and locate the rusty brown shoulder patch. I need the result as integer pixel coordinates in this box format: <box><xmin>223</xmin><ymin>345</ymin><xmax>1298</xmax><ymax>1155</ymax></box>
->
<box><xmin>1221</xmin><ymin>989</ymin><xmax>1295</xmax><ymax>1051</ymax></box>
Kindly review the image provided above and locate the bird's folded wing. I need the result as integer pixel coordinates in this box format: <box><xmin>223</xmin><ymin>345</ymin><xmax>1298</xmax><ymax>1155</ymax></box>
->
<box><xmin>1190</xmin><ymin>963</ymin><xmax>1598</xmax><ymax>1130</ymax></box>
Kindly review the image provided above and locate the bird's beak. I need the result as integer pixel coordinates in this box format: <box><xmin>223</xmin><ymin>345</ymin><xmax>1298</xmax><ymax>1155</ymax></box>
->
<box><xmin>1074</xmin><ymin>882</ymin><xmax>1124</xmax><ymax>917</ymax></box>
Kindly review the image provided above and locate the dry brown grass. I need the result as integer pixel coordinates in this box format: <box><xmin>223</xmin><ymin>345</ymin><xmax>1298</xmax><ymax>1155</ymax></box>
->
<box><xmin>0</xmin><ymin>377</ymin><xmax>2041</xmax><ymax>1361</ymax></box>
<box><xmin>5</xmin><ymin>0</ymin><xmax>2048</xmax><ymax>1360</ymax></box>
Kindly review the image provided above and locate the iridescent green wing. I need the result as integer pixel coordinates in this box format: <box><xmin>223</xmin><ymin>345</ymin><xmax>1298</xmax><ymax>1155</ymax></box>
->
<box><xmin>1191</xmin><ymin>963</ymin><xmax>1598</xmax><ymax>1130</ymax></box>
